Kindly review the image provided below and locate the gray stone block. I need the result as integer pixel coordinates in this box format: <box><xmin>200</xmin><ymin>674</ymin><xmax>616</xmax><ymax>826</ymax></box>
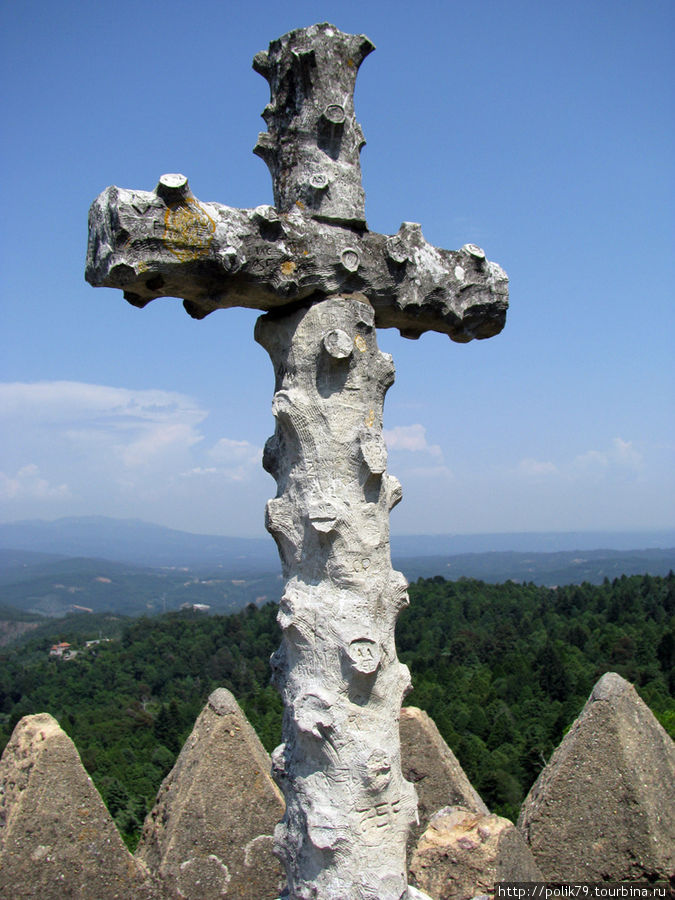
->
<box><xmin>400</xmin><ymin>706</ymin><xmax>488</xmax><ymax>863</ymax></box>
<box><xmin>136</xmin><ymin>688</ymin><xmax>285</xmax><ymax>899</ymax></box>
<box><xmin>0</xmin><ymin>713</ymin><xmax>158</xmax><ymax>898</ymax></box>
<box><xmin>518</xmin><ymin>672</ymin><xmax>675</xmax><ymax>881</ymax></box>
<box><xmin>410</xmin><ymin>806</ymin><xmax>542</xmax><ymax>900</ymax></box>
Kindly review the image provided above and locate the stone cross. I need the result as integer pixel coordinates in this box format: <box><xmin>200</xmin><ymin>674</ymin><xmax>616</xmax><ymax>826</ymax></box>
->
<box><xmin>86</xmin><ymin>23</ymin><xmax>508</xmax><ymax>900</ymax></box>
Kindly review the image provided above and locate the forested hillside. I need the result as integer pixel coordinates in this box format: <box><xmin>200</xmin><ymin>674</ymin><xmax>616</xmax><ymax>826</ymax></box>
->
<box><xmin>0</xmin><ymin>573</ymin><xmax>672</xmax><ymax>850</ymax></box>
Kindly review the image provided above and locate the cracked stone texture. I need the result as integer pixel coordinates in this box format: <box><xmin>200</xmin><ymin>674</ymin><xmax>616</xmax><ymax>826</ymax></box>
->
<box><xmin>400</xmin><ymin>707</ymin><xmax>488</xmax><ymax>866</ymax></box>
<box><xmin>517</xmin><ymin>672</ymin><xmax>675</xmax><ymax>882</ymax></box>
<box><xmin>0</xmin><ymin>713</ymin><xmax>158</xmax><ymax>899</ymax></box>
<box><xmin>409</xmin><ymin>806</ymin><xmax>542</xmax><ymax>900</ymax></box>
<box><xmin>135</xmin><ymin>688</ymin><xmax>285</xmax><ymax>899</ymax></box>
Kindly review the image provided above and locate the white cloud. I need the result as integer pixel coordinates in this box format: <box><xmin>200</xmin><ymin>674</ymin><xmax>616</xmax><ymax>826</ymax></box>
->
<box><xmin>382</xmin><ymin>424</ymin><xmax>450</xmax><ymax>479</ymax></box>
<box><xmin>516</xmin><ymin>438</ymin><xmax>644</xmax><ymax>482</ymax></box>
<box><xmin>518</xmin><ymin>458</ymin><xmax>559</xmax><ymax>477</ymax></box>
<box><xmin>0</xmin><ymin>464</ymin><xmax>70</xmax><ymax>500</ymax></box>
<box><xmin>571</xmin><ymin>437</ymin><xmax>643</xmax><ymax>477</ymax></box>
<box><xmin>209</xmin><ymin>437</ymin><xmax>262</xmax><ymax>465</ymax></box>
<box><xmin>383</xmin><ymin>424</ymin><xmax>443</xmax><ymax>458</ymax></box>
<box><xmin>184</xmin><ymin>437</ymin><xmax>262</xmax><ymax>482</ymax></box>
<box><xmin>0</xmin><ymin>381</ymin><xmax>264</xmax><ymax>526</ymax></box>
<box><xmin>0</xmin><ymin>381</ymin><xmax>205</xmax><ymax>425</ymax></box>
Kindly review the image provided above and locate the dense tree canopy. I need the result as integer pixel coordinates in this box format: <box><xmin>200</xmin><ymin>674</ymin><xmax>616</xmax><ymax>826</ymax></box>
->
<box><xmin>0</xmin><ymin>573</ymin><xmax>672</xmax><ymax>848</ymax></box>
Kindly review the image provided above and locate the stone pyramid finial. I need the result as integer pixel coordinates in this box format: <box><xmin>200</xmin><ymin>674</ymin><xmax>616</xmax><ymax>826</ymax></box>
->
<box><xmin>253</xmin><ymin>23</ymin><xmax>375</xmax><ymax>225</ymax></box>
<box><xmin>400</xmin><ymin>706</ymin><xmax>489</xmax><ymax>863</ymax></box>
<box><xmin>518</xmin><ymin>671</ymin><xmax>675</xmax><ymax>882</ymax></box>
<box><xmin>135</xmin><ymin>688</ymin><xmax>285</xmax><ymax>899</ymax></box>
<box><xmin>0</xmin><ymin>713</ymin><xmax>157</xmax><ymax>898</ymax></box>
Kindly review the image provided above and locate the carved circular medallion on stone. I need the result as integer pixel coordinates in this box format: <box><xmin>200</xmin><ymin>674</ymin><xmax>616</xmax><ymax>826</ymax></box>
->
<box><xmin>340</xmin><ymin>248</ymin><xmax>360</xmax><ymax>272</ymax></box>
<box><xmin>346</xmin><ymin>637</ymin><xmax>381</xmax><ymax>675</ymax></box>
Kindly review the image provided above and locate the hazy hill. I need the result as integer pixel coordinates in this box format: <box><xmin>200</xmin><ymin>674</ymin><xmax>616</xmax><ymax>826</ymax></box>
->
<box><xmin>0</xmin><ymin>518</ymin><xmax>672</xmax><ymax>626</ymax></box>
<box><xmin>1</xmin><ymin>517</ymin><xmax>673</xmax><ymax>569</ymax></box>
<box><xmin>397</xmin><ymin>548</ymin><xmax>675</xmax><ymax>585</ymax></box>
<box><xmin>0</xmin><ymin>555</ymin><xmax>283</xmax><ymax>619</ymax></box>
<box><xmin>0</xmin><ymin>517</ymin><xmax>278</xmax><ymax>572</ymax></box>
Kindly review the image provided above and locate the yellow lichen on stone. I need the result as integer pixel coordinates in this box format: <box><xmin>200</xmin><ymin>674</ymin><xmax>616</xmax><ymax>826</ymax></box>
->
<box><xmin>163</xmin><ymin>199</ymin><xmax>215</xmax><ymax>261</ymax></box>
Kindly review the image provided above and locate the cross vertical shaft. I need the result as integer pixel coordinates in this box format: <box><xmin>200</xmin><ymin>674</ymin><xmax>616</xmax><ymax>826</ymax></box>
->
<box><xmin>257</xmin><ymin>294</ymin><xmax>416</xmax><ymax>898</ymax></box>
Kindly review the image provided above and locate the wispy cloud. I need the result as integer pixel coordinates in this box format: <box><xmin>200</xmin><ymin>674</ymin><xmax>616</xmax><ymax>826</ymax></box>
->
<box><xmin>518</xmin><ymin>458</ymin><xmax>559</xmax><ymax>477</ymax></box>
<box><xmin>572</xmin><ymin>437</ymin><xmax>643</xmax><ymax>475</ymax></box>
<box><xmin>516</xmin><ymin>438</ymin><xmax>644</xmax><ymax>482</ymax></box>
<box><xmin>383</xmin><ymin>423</ymin><xmax>450</xmax><ymax>479</ymax></box>
<box><xmin>0</xmin><ymin>464</ymin><xmax>70</xmax><ymax>501</ymax></box>
<box><xmin>0</xmin><ymin>381</ymin><xmax>264</xmax><ymax>526</ymax></box>
<box><xmin>183</xmin><ymin>437</ymin><xmax>262</xmax><ymax>482</ymax></box>
<box><xmin>383</xmin><ymin>424</ymin><xmax>443</xmax><ymax>458</ymax></box>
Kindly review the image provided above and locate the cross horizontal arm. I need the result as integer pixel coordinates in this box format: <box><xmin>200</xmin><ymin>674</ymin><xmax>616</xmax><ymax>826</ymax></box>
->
<box><xmin>86</xmin><ymin>177</ymin><xmax>508</xmax><ymax>342</ymax></box>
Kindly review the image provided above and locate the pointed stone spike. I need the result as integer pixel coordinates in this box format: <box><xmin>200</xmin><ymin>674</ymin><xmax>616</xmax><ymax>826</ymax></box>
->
<box><xmin>135</xmin><ymin>688</ymin><xmax>285</xmax><ymax>900</ymax></box>
<box><xmin>410</xmin><ymin>806</ymin><xmax>543</xmax><ymax>899</ymax></box>
<box><xmin>0</xmin><ymin>713</ymin><xmax>158</xmax><ymax>899</ymax></box>
<box><xmin>517</xmin><ymin>672</ymin><xmax>675</xmax><ymax>882</ymax></box>
<box><xmin>400</xmin><ymin>707</ymin><xmax>488</xmax><ymax>864</ymax></box>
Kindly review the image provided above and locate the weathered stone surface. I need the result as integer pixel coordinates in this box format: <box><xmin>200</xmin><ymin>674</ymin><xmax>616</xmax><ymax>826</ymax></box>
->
<box><xmin>85</xmin><ymin>24</ymin><xmax>507</xmax><ymax>345</ymax></box>
<box><xmin>0</xmin><ymin>713</ymin><xmax>157</xmax><ymax>899</ymax></box>
<box><xmin>136</xmin><ymin>687</ymin><xmax>285</xmax><ymax>899</ymax></box>
<box><xmin>400</xmin><ymin>707</ymin><xmax>488</xmax><ymax>862</ymax></box>
<box><xmin>517</xmin><ymin>672</ymin><xmax>675</xmax><ymax>881</ymax></box>
<box><xmin>85</xmin><ymin>184</ymin><xmax>508</xmax><ymax>343</ymax></box>
<box><xmin>259</xmin><ymin>293</ymin><xmax>418</xmax><ymax>899</ymax></box>
<box><xmin>86</xmin><ymin>23</ymin><xmax>509</xmax><ymax>899</ymax></box>
<box><xmin>410</xmin><ymin>806</ymin><xmax>542</xmax><ymax>900</ymax></box>
<box><xmin>253</xmin><ymin>23</ymin><xmax>374</xmax><ymax>226</ymax></box>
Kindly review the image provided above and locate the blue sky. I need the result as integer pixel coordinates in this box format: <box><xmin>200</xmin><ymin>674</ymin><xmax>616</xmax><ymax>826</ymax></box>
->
<box><xmin>1</xmin><ymin>0</ymin><xmax>673</xmax><ymax>538</ymax></box>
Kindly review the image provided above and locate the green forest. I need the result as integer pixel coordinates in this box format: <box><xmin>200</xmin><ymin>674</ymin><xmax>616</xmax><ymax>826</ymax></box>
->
<box><xmin>0</xmin><ymin>572</ymin><xmax>673</xmax><ymax>850</ymax></box>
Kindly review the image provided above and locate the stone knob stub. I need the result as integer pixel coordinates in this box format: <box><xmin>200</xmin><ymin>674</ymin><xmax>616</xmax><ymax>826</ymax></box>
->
<box><xmin>461</xmin><ymin>243</ymin><xmax>487</xmax><ymax>271</ymax></box>
<box><xmin>309</xmin><ymin>173</ymin><xmax>330</xmax><ymax>190</ymax></box>
<box><xmin>156</xmin><ymin>173</ymin><xmax>190</xmax><ymax>202</ymax></box>
<box><xmin>322</xmin><ymin>103</ymin><xmax>346</xmax><ymax>125</ymax></box>
<box><xmin>385</xmin><ymin>236</ymin><xmax>409</xmax><ymax>265</ymax></box>
<box><xmin>323</xmin><ymin>329</ymin><xmax>353</xmax><ymax>359</ymax></box>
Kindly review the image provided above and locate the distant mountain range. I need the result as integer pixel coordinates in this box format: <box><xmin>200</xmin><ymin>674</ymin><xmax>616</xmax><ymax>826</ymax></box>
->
<box><xmin>0</xmin><ymin>518</ymin><xmax>673</xmax><ymax>624</ymax></box>
<box><xmin>1</xmin><ymin>516</ymin><xmax>673</xmax><ymax>569</ymax></box>
<box><xmin>0</xmin><ymin>517</ymin><xmax>278</xmax><ymax>572</ymax></box>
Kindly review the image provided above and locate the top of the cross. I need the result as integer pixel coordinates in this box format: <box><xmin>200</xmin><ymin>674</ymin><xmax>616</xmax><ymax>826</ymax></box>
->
<box><xmin>253</xmin><ymin>23</ymin><xmax>374</xmax><ymax>227</ymax></box>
